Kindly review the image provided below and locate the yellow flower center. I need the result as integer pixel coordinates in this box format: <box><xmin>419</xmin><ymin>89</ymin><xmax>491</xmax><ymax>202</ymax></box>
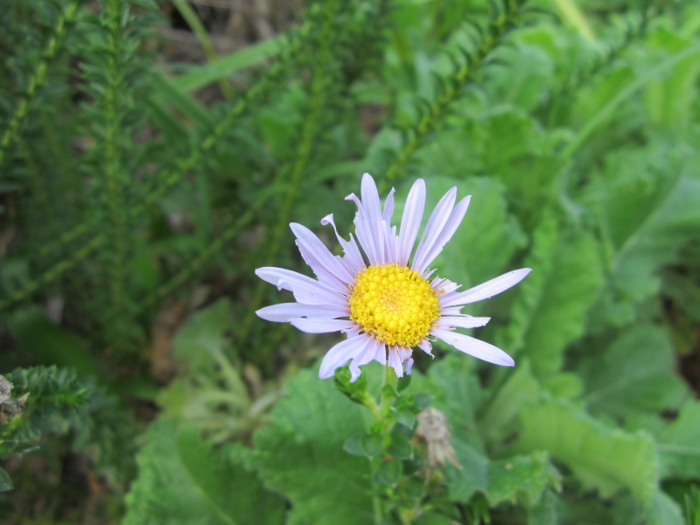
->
<box><xmin>349</xmin><ymin>264</ymin><xmax>440</xmax><ymax>347</ymax></box>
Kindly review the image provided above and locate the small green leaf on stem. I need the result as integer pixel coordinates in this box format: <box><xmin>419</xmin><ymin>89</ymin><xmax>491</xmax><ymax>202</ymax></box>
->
<box><xmin>374</xmin><ymin>458</ymin><xmax>403</xmax><ymax>487</ymax></box>
<box><xmin>387</xmin><ymin>434</ymin><xmax>414</xmax><ymax>460</ymax></box>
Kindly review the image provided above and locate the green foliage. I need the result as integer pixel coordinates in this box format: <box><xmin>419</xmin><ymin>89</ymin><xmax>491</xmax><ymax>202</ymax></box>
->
<box><xmin>124</xmin><ymin>420</ymin><xmax>285</xmax><ymax>525</ymax></box>
<box><xmin>253</xmin><ymin>368</ymin><xmax>374</xmax><ymax>525</ymax></box>
<box><xmin>1</xmin><ymin>0</ymin><xmax>700</xmax><ymax>522</ymax></box>
<box><xmin>516</xmin><ymin>399</ymin><xmax>659</xmax><ymax>506</ymax></box>
<box><xmin>0</xmin><ymin>365</ymin><xmax>134</xmax><ymax>492</ymax></box>
<box><xmin>581</xmin><ymin>326</ymin><xmax>688</xmax><ymax>422</ymax></box>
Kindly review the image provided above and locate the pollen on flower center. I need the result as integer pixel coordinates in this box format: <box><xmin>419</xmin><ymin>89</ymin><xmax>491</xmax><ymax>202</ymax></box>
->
<box><xmin>349</xmin><ymin>264</ymin><xmax>439</xmax><ymax>347</ymax></box>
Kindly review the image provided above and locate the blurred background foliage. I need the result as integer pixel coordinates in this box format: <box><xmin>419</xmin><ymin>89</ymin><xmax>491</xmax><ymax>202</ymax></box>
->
<box><xmin>1</xmin><ymin>0</ymin><xmax>700</xmax><ymax>523</ymax></box>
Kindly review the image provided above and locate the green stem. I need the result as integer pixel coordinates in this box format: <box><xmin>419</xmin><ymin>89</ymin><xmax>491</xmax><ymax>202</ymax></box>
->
<box><xmin>379</xmin><ymin>0</ymin><xmax>527</xmax><ymax>192</ymax></box>
<box><xmin>238</xmin><ymin>1</ymin><xmax>337</xmax><ymax>350</ymax></box>
<box><xmin>0</xmin><ymin>0</ymin><xmax>79</xmax><ymax>173</ymax></box>
<box><xmin>103</xmin><ymin>0</ymin><xmax>129</xmax><ymax>323</ymax></box>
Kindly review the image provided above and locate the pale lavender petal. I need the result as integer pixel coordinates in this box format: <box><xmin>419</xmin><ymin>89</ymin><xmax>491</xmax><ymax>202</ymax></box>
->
<box><xmin>418</xmin><ymin>338</ymin><xmax>433</xmax><ymax>357</ymax></box>
<box><xmin>416</xmin><ymin>195</ymin><xmax>471</xmax><ymax>273</ymax></box>
<box><xmin>440</xmin><ymin>269</ymin><xmax>532</xmax><ymax>308</ymax></box>
<box><xmin>431</xmin><ymin>328</ymin><xmax>514</xmax><ymax>367</ymax></box>
<box><xmin>439</xmin><ymin>306</ymin><xmax>467</xmax><ymax>316</ymax></box>
<box><xmin>319</xmin><ymin>334</ymin><xmax>374</xmax><ymax>379</ymax></box>
<box><xmin>256</xmin><ymin>302</ymin><xmax>349</xmax><ymax>322</ymax></box>
<box><xmin>387</xmin><ymin>347</ymin><xmax>404</xmax><ymax>378</ymax></box>
<box><xmin>361</xmin><ymin>173</ymin><xmax>386</xmax><ymax>262</ymax></box>
<box><xmin>436</xmin><ymin>316</ymin><xmax>491</xmax><ymax>329</ymax></box>
<box><xmin>290</xmin><ymin>318</ymin><xmax>356</xmax><ymax>334</ymax></box>
<box><xmin>346</xmin><ymin>193</ymin><xmax>379</xmax><ymax>266</ymax></box>
<box><xmin>349</xmin><ymin>337</ymin><xmax>385</xmax><ymax>382</ymax></box>
<box><xmin>321</xmin><ymin>214</ymin><xmax>365</xmax><ymax>274</ymax></box>
<box><xmin>255</xmin><ymin>267</ymin><xmax>347</xmax><ymax>307</ymax></box>
<box><xmin>411</xmin><ymin>187</ymin><xmax>456</xmax><ymax>273</ymax></box>
<box><xmin>291</xmin><ymin>223</ymin><xmax>355</xmax><ymax>287</ymax></box>
<box><xmin>404</xmin><ymin>358</ymin><xmax>414</xmax><ymax>375</ymax></box>
<box><xmin>383</xmin><ymin>187</ymin><xmax>396</xmax><ymax>225</ymax></box>
<box><xmin>398</xmin><ymin>179</ymin><xmax>426</xmax><ymax>267</ymax></box>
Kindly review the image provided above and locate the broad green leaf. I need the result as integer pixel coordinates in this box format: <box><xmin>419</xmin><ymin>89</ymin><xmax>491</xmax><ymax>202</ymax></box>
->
<box><xmin>124</xmin><ymin>420</ymin><xmax>284</xmax><ymax>525</ymax></box>
<box><xmin>516</xmin><ymin>400</ymin><xmax>659</xmax><ymax>506</ymax></box>
<box><xmin>657</xmin><ymin>401</ymin><xmax>700</xmax><ymax>480</ymax></box>
<box><xmin>582</xmin><ymin>326</ymin><xmax>688</xmax><ymax>420</ymax></box>
<box><xmin>648</xmin><ymin>490</ymin><xmax>684</xmax><ymax>525</ymax></box>
<box><xmin>447</xmin><ymin>448</ymin><xmax>560</xmax><ymax>506</ymax></box>
<box><xmin>478</xmin><ymin>359</ymin><xmax>540</xmax><ymax>442</ymax></box>
<box><xmin>520</xmin><ymin>229</ymin><xmax>604</xmax><ymax>378</ymax></box>
<box><xmin>527</xmin><ymin>489</ymin><xmax>558</xmax><ymax>525</ymax></box>
<box><xmin>583</xmin><ymin>138</ymin><xmax>700</xmax><ymax>329</ymax></box>
<box><xmin>494</xmin><ymin>210</ymin><xmax>559</xmax><ymax>354</ymax></box>
<box><xmin>252</xmin><ymin>368</ymin><xmax>374</xmax><ymax>525</ymax></box>
<box><xmin>645</xmin><ymin>30</ymin><xmax>700</xmax><ymax>127</ymax></box>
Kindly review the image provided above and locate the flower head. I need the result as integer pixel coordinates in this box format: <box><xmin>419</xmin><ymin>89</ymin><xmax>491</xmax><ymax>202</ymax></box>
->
<box><xmin>256</xmin><ymin>173</ymin><xmax>530</xmax><ymax>381</ymax></box>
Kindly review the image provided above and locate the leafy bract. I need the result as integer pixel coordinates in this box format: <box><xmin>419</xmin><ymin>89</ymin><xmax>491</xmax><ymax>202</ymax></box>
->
<box><xmin>252</xmin><ymin>367</ymin><xmax>374</xmax><ymax>525</ymax></box>
<box><xmin>516</xmin><ymin>399</ymin><xmax>659</xmax><ymax>506</ymax></box>
<box><xmin>124</xmin><ymin>420</ymin><xmax>284</xmax><ymax>525</ymax></box>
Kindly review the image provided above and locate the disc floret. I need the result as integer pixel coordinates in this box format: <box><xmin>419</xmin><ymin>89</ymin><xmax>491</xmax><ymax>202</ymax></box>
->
<box><xmin>349</xmin><ymin>264</ymin><xmax>439</xmax><ymax>347</ymax></box>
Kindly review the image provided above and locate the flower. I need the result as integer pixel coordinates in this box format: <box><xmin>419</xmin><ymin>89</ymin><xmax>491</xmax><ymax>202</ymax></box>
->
<box><xmin>256</xmin><ymin>173</ymin><xmax>531</xmax><ymax>382</ymax></box>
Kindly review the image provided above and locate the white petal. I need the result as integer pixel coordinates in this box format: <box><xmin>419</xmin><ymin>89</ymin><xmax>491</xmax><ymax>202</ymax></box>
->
<box><xmin>383</xmin><ymin>187</ymin><xmax>396</xmax><ymax>225</ymax></box>
<box><xmin>291</xmin><ymin>223</ymin><xmax>355</xmax><ymax>286</ymax></box>
<box><xmin>319</xmin><ymin>334</ymin><xmax>374</xmax><ymax>379</ymax></box>
<box><xmin>255</xmin><ymin>267</ymin><xmax>347</xmax><ymax>307</ymax></box>
<box><xmin>431</xmin><ymin>328</ymin><xmax>514</xmax><ymax>367</ymax></box>
<box><xmin>439</xmin><ymin>306</ymin><xmax>467</xmax><ymax>316</ymax></box>
<box><xmin>437</xmin><ymin>316</ymin><xmax>491</xmax><ymax>329</ymax></box>
<box><xmin>256</xmin><ymin>302</ymin><xmax>349</xmax><ymax>322</ymax></box>
<box><xmin>415</xmin><ymin>195</ymin><xmax>471</xmax><ymax>274</ymax></box>
<box><xmin>321</xmin><ymin>214</ymin><xmax>365</xmax><ymax>274</ymax></box>
<box><xmin>440</xmin><ymin>269</ymin><xmax>532</xmax><ymax>308</ymax></box>
<box><xmin>418</xmin><ymin>339</ymin><xmax>433</xmax><ymax>357</ymax></box>
<box><xmin>361</xmin><ymin>173</ymin><xmax>386</xmax><ymax>264</ymax></box>
<box><xmin>290</xmin><ymin>318</ymin><xmax>356</xmax><ymax>334</ymax></box>
<box><xmin>398</xmin><ymin>179</ymin><xmax>426</xmax><ymax>267</ymax></box>
<box><xmin>387</xmin><ymin>347</ymin><xmax>404</xmax><ymax>378</ymax></box>
<box><xmin>349</xmin><ymin>337</ymin><xmax>385</xmax><ymax>382</ymax></box>
<box><xmin>412</xmin><ymin>187</ymin><xmax>457</xmax><ymax>273</ymax></box>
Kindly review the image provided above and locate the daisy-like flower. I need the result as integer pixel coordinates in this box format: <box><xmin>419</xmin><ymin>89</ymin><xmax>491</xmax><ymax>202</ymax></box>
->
<box><xmin>256</xmin><ymin>173</ymin><xmax>531</xmax><ymax>382</ymax></box>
